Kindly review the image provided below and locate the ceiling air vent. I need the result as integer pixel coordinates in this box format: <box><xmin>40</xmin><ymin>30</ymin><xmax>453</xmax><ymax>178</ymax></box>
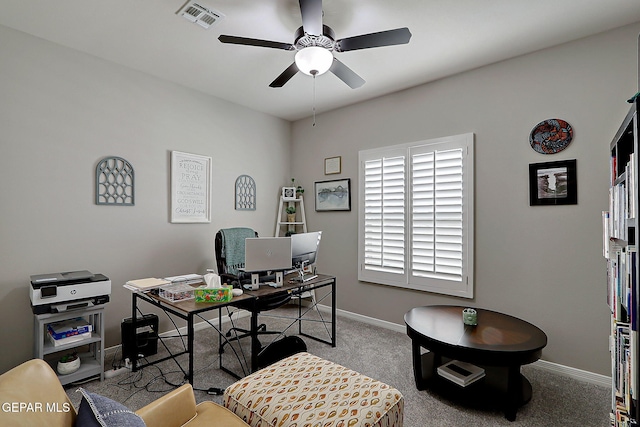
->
<box><xmin>178</xmin><ymin>1</ymin><xmax>225</xmax><ymax>29</ymax></box>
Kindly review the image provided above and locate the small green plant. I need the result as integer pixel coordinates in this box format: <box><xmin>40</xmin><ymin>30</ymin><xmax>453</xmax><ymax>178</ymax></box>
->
<box><xmin>286</xmin><ymin>206</ymin><xmax>296</xmax><ymax>214</ymax></box>
<box><xmin>291</xmin><ymin>178</ymin><xmax>304</xmax><ymax>196</ymax></box>
<box><xmin>60</xmin><ymin>353</ymin><xmax>78</xmax><ymax>363</ymax></box>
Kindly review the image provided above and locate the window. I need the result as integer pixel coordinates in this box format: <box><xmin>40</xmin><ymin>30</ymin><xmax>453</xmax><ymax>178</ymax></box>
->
<box><xmin>358</xmin><ymin>133</ymin><xmax>474</xmax><ymax>298</ymax></box>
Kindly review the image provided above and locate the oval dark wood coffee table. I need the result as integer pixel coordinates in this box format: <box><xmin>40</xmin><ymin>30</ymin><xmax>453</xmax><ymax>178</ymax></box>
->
<box><xmin>404</xmin><ymin>305</ymin><xmax>547</xmax><ymax>421</ymax></box>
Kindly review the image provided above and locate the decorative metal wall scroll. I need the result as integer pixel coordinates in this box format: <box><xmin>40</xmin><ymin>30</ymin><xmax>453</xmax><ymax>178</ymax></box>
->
<box><xmin>95</xmin><ymin>156</ymin><xmax>134</xmax><ymax>205</ymax></box>
<box><xmin>529</xmin><ymin>119</ymin><xmax>573</xmax><ymax>154</ymax></box>
<box><xmin>235</xmin><ymin>175</ymin><xmax>256</xmax><ymax>210</ymax></box>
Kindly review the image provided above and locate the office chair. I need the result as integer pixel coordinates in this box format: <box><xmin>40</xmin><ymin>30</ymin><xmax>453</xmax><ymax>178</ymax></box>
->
<box><xmin>214</xmin><ymin>228</ymin><xmax>292</xmax><ymax>356</ymax></box>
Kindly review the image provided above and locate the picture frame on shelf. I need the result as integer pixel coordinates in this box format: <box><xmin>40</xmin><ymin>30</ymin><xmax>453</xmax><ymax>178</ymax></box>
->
<box><xmin>314</xmin><ymin>178</ymin><xmax>351</xmax><ymax>211</ymax></box>
<box><xmin>170</xmin><ymin>151</ymin><xmax>212</xmax><ymax>223</ymax></box>
<box><xmin>529</xmin><ymin>159</ymin><xmax>577</xmax><ymax>206</ymax></box>
<box><xmin>324</xmin><ymin>156</ymin><xmax>342</xmax><ymax>175</ymax></box>
<box><xmin>282</xmin><ymin>187</ymin><xmax>297</xmax><ymax>201</ymax></box>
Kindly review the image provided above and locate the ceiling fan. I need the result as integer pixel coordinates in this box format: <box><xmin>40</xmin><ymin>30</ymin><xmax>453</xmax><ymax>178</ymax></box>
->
<box><xmin>218</xmin><ymin>0</ymin><xmax>411</xmax><ymax>89</ymax></box>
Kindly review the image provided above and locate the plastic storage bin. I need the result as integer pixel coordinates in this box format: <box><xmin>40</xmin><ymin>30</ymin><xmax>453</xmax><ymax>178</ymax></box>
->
<box><xmin>158</xmin><ymin>282</ymin><xmax>195</xmax><ymax>302</ymax></box>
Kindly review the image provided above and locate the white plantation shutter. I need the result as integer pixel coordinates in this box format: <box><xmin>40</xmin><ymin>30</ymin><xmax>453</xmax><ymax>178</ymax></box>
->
<box><xmin>359</xmin><ymin>134</ymin><xmax>474</xmax><ymax>298</ymax></box>
<box><xmin>411</xmin><ymin>145</ymin><xmax>465</xmax><ymax>287</ymax></box>
<box><xmin>363</xmin><ymin>155</ymin><xmax>405</xmax><ymax>274</ymax></box>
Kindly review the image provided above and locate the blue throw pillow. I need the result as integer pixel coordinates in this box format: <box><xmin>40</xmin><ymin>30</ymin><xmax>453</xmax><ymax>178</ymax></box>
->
<box><xmin>76</xmin><ymin>388</ymin><xmax>146</xmax><ymax>427</ymax></box>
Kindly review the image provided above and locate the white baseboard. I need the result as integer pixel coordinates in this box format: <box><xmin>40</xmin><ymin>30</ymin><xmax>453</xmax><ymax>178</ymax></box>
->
<box><xmin>318</xmin><ymin>304</ymin><xmax>612</xmax><ymax>388</ymax></box>
<box><xmin>531</xmin><ymin>359</ymin><xmax>611</xmax><ymax>387</ymax></box>
<box><xmin>105</xmin><ymin>303</ymin><xmax>612</xmax><ymax>388</ymax></box>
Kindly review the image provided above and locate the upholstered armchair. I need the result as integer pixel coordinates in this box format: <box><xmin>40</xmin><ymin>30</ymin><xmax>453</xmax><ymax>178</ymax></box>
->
<box><xmin>0</xmin><ymin>358</ymin><xmax>249</xmax><ymax>427</ymax></box>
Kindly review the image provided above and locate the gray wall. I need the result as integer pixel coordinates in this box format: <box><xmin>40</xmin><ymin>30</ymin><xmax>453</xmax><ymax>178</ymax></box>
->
<box><xmin>1</xmin><ymin>19</ymin><xmax>638</xmax><ymax>378</ymax></box>
<box><xmin>0</xmin><ymin>25</ymin><xmax>290</xmax><ymax>372</ymax></box>
<box><xmin>292</xmin><ymin>23</ymin><xmax>640</xmax><ymax>376</ymax></box>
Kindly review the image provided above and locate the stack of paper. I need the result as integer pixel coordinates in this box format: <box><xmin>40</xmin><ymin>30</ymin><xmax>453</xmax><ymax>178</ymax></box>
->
<box><xmin>124</xmin><ymin>278</ymin><xmax>170</xmax><ymax>292</ymax></box>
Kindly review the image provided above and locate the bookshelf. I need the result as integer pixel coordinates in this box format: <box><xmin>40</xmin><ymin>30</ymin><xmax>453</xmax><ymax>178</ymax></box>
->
<box><xmin>605</xmin><ymin>99</ymin><xmax>639</xmax><ymax>426</ymax></box>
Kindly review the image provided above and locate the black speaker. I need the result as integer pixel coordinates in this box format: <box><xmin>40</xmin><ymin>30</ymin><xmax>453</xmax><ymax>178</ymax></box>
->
<box><xmin>121</xmin><ymin>314</ymin><xmax>158</xmax><ymax>361</ymax></box>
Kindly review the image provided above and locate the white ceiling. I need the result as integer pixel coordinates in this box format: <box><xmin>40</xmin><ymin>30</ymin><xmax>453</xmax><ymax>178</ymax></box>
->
<box><xmin>2</xmin><ymin>0</ymin><xmax>640</xmax><ymax>121</ymax></box>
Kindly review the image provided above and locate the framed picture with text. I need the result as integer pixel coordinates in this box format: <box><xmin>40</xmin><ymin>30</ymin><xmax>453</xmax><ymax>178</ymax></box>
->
<box><xmin>170</xmin><ymin>151</ymin><xmax>212</xmax><ymax>223</ymax></box>
<box><xmin>315</xmin><ymin>178</ymin><xmax>351</xmax><ymax>211</ymax></box>
<box><xmin>529</xmin><ymin>159</ymin><xmax>577</xmax><ymax>206</ymax></box>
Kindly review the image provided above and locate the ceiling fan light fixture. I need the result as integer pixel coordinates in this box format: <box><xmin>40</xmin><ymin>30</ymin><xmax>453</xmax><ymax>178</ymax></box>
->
<box><xmin>295</xmin><ymin>46</ymin><xmax>333</xmax><ymax>76</ymax></box>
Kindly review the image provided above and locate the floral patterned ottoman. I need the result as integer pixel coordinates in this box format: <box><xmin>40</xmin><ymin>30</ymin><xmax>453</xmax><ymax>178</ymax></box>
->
<box><xmin>223</xmin><ymin>352</ymin><xmax>404</xmax><ymax>427</ymax></box>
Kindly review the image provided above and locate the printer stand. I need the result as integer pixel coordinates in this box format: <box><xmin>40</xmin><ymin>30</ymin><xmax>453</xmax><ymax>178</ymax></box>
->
<box><xmin>33</xmin><ymin>305</ymin><xmax>105</xmax><ymax>385</ymax></box>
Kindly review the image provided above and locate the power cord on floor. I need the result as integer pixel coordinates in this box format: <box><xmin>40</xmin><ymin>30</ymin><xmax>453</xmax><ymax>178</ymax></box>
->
<box><xmin>192</xmin><ymin>387</ymin><xmax>224</xmax><ymax>395</ymax></box>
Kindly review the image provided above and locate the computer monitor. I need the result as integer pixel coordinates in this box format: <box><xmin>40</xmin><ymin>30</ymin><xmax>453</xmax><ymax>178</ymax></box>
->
<box><xmin>244</xmin><ymin>237</ymin><xmax>292</xmax><ymax>273</ymax></box>
<box><xmin>291</xmin><ymin>231</ymin><xmax>322</xmax><ymax>269</ymax></box>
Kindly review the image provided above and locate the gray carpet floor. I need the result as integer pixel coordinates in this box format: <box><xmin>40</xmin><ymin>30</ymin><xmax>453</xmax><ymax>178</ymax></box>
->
<box><xmin>65</xmin><ymin>305</ymin><xmax>610</xmax><ymax>426</ymax></box>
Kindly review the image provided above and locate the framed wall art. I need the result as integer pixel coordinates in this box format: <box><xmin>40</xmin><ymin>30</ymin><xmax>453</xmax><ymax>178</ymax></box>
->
<box><xmin>529</xmin><ymin>119</ymin><xmax>573</xmax><ymax>154</ymax></box>
<box><xmin>235</xmin><ymin>174</ymin><xmax>256</xmax><ymax>211</ymax></box>
<box><xmin>95</xmin><ymin>156</ymin><xmax>134</xmax><ymax>206</ymax></box>
<box><xmin>170</xmin><ymin>151</ymin><xmax>212</xmax><ymax>223</ymax></box>
<box><xmin>324</xmin><ymin>156</ymin><xmax>342</xmax><ymax>175</ymax></box>
<box><xmin>315</xmin><ymin>178</ymin><xmax>351</xmax><ymax>211</ymax></box>
<box><xmin>529</xmin><ymin>159</ymin><xmax>577</xmax><ymax>206</ymax></box>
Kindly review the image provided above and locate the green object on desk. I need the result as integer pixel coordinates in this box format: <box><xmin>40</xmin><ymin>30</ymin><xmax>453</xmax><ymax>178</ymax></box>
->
<box><xmin>194</xmin><ymin>285</ymin><xmax>233</xmax><ymax>303</ymax></box>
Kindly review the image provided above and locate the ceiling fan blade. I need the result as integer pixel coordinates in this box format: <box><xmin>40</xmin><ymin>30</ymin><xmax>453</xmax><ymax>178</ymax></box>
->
<box><xmin>219</xmin><ymin>35</ymin><xmax>294</xmax><ymax>50</ymax></box>
<box><xmin>269</xmin><ymin>63</ymin><xmax>300</xmax><ymax>88</ymax></box>
<box><xmin>329</xmin><ymin>58</ymin><xmax>365</xmax><ymax>89</ymax></box>
<box><xmin>336</xmin><ymin>27</ymin><xmax>412</xmax><ymax>52</ymax></box>
<box><xmin>299</xmin><ymin>0</ymin><xmax>323</xmax><ymax>36</ymax></box>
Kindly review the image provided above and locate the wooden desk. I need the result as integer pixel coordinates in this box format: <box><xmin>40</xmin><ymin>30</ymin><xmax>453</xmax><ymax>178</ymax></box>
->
<box><xmin>404</xmin><ymin>305</ymin><xmax>547</xmax><ymax>421</ymax></box>
<box><xmin>128</xmin><ymin>273</ymin><xmax>336</xmax><ymax>384</ymax></box>
<box><xmin>222</xmin><ymin>273</ymin><xmax>336</xmax><ymax>375</ymax></box>
<box><xmin>130</xmin><ymin>287</ymin><xmax>254</xmax><ymax>385</ymax></box>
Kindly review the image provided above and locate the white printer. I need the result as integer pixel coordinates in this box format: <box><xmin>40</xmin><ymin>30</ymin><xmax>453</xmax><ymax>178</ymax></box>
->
<box><xmin>30</xmin><ymin>270</ymin><xmax>111</xmax><ymax>314</ymax></box>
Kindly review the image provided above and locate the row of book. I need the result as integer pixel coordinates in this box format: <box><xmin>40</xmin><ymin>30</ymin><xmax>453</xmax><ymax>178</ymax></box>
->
<box><xmin>610</xmin><ymin>155</ymin><xmax>637</xmax><ymax>216</ymax></box>
<box><xmin>607</xmin><ymin>156</ymin><xmax>637</xmax><ymax>246</ymax></box>
<box><xmin>47</xmin><ymin>317</ymin><xmax>92</xmax><ymax>347</ymax></box>
<box><xmin>611</xmin><ymin>321</ymin><xmax>637</xmax><ymax>426</ymax></box>
<box><xmin>607</xmin><ymin>246</ymin><xmax>637</xmax><ymax>328</ymax></box>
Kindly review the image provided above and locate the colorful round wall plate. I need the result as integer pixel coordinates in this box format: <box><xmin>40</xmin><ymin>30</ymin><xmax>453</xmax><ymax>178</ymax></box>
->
<box><xmin>529</xmin><ymin>119</ymin><xmax>573</xmax><ymax>154</ymax></box>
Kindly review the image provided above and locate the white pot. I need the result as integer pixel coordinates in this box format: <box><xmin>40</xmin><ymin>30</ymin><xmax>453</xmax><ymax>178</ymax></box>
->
<box><xmin>57</xmin><ymin>356</ymin><xmax>81</xmax><ymax>375</ymax></box>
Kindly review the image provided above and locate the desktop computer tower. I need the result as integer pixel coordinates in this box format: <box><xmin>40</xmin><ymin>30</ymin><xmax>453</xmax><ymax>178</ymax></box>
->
<box><xmin>121</xmin><ymin>314</ymin><xmax>158</xmax><ymax>361</ymax></box>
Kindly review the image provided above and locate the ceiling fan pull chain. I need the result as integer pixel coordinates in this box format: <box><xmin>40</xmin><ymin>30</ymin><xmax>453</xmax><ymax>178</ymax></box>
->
<box><xmin>312</xmin><ymin>72</ymin><xmax>317</xmax><ymax>127</ymax></box>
